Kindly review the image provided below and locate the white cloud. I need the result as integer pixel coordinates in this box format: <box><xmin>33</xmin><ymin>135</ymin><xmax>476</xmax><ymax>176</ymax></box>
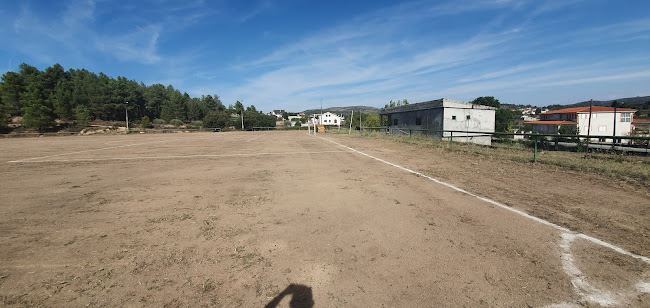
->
<box><xmin>96</xmin><ymin>25</ymin><xmax>163</xmax><ymax>64</ymax></box>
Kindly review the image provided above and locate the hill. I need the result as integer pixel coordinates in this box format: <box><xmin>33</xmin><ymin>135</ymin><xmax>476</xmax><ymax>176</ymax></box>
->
<box><xmin>302</xmin><ymin>106</ymin><xmax>381</xmax><ymax>115</ymax></box>
<box><xmin>547</xmin><ymin>96</ymin><xmax>650</xmax><ymax>110</ymax></box>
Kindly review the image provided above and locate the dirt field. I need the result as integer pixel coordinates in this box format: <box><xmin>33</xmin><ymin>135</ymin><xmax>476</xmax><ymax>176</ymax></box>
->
<box><xmin>0</xmin><ymin>131</ymin><xmax>648</xmax><ymax>307</ymax></box>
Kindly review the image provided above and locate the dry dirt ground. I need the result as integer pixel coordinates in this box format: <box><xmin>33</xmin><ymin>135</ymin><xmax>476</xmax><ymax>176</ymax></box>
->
<box><xmin>0</xmin><ymin>131</ymin><xmax>648</xmax><ymax>307</ymax></box>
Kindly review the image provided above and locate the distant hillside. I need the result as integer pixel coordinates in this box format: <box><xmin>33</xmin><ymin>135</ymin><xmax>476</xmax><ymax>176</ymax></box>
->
<box><xmin>302</xmin><ymin>106</ymin><xmax>380</xmax><ymax>115</ymax></box>
<box><xmin>547</xmin><ymin>96</ymin><xmax>650</xmax><ymax>110</ymax></box>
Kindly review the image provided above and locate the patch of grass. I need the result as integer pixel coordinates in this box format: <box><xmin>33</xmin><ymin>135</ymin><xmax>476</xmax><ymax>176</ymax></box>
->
<box><xmin>347</xmin><ymin>132</ymin><xmax>650</xmax><ymax>186</ymax></box>
<box><xmin>83</xmin><ymin>191</ymin><xmax>98</xmax><ymax>199</ymax></box>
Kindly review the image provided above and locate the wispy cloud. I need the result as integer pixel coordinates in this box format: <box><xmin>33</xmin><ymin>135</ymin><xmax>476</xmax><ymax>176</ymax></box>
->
<box><xmin>96</xmin><ymin>24</ymin><xmax>163</xmax><ymax>64</ymax></box>
<box><xmin>216</xmin><ymin>0</ymin><xmax>650</xmax><ymax>110</ymax></box>
<box><xmin>240</xmin><ymin>0</ymin><xmax>273</xmax><ymax>22</ymax></box>
<box><xmin>457</xmin><ymin>60</ymin><xmax>558</xmax><ymax>83</ymax></box>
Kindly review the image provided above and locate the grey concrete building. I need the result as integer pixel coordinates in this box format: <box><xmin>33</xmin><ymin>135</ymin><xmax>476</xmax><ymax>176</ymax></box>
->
<box><xmin>379</xmin><ymin>98</ymin><xmax>496</xmax><ymax>145</ymax></box>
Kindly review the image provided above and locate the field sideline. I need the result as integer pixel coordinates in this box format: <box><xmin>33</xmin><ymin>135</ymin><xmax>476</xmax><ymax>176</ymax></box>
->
<box><xmin>1</xmin><ymin>131</ymin><xmax>648</xmax><ymax>307</ymax></box>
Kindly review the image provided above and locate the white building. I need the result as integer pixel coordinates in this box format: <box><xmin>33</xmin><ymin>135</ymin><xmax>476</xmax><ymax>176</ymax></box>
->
<box><xmin>525</xmin><ymin>106</ymin><xmax>636</xmax><ymax>142</ymax></box>
<box><xmin>310</xmin><ymin>112</ymin><xmax>345</xmax><ymax>127</ymax></box>
<box><xmin>379</xmin><ymin>98</ymin><xmax>496</xmax><ymax>145</ymax></box>
<box><xmin>269</xmin><ymin>110</ymin><xmax>284</xmax><ymax>119</ymax></box>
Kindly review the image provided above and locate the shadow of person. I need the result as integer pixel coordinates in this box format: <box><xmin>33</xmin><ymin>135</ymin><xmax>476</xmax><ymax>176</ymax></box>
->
<box><xmin>264</xmin><ymin>284</ymin><xmax>314</xmax><ymax>308</ymax></box>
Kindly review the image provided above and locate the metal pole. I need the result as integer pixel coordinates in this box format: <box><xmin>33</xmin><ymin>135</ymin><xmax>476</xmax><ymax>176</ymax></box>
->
<box><xmin>585</xmin><ymin>99</ymin><xmax>593</xmax><ymax>154</ymax></box>
<box><xmin>409</xmin><ymin>129</ymin><xmax>412</xmax><ymax>143</ymax></box>
<box><xmin>125</xmin><ymin>101</ymin><xmax>129</xmax><ymax>133</ymax></box>
<box><xmin>449</xmin><ymin>131</ymin><xmax>453</xmax><ymax>149</ymax></box>
<box><xmin>349</xmin><ymin>110</ymin><xmax>353</xmax><ymax>135</ymax></box>
<box><xmin>613</xmin><ymin>106</ymin><xmax>617</xmax><ymax>145</ymax></box>
<box><xmin>534</xmin><ymin>135</ymin><xmax>538</xmax><ymax>162</ymax></box>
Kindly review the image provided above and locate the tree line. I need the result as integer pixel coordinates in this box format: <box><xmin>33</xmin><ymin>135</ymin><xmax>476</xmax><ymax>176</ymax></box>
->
<box><xmin>0</xmin><ymin>63</ymin><xmax>277</xmax><ymax>131</ymax></box>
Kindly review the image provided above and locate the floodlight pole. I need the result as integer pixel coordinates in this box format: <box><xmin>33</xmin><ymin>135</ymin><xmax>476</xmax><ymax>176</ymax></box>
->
<box><xmin>125</xmin><ymin>101</ymin><xmax>129</xmax><ymax>133</ymax></box>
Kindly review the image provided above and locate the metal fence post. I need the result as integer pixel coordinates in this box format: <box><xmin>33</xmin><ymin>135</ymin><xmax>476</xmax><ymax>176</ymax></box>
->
<box><xmin>409</xmin><ymin>129</ymin><xmax>412</xmax><ymax>143</ymax></box>
<box><xmin>534</xmin><ymin>135</ymin><xmax>538</xmax><ymax>163</ymax></box>
<box><xmin>449</xmin><ymin>131</ymin><xmax>453</xmax><ymax>150</ymax></box>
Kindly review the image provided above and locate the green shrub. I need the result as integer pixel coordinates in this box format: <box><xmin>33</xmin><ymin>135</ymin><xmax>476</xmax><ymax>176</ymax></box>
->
<box><xmin>191</xmin><ymin>120</ymin><xmax>203</xmax><ymax>127</ymax></box>
<box><xmin>170</xmin><ymin>119</ymin><xmax>184</xmax><ymax>126</ymax></box>
<box><xmin>141</xmin><ymin>116</ymin><xmax>152</xmax><ymax>128</ymax></box>
<box><xmin>153</xmin><ymin>118</ymin><xmax>166</xmax><ymax>125</ymax></box>
<box><xmin>75</xmin><ymin>105</ymin><xmax>91</xmax><ymax>127</ymax></box>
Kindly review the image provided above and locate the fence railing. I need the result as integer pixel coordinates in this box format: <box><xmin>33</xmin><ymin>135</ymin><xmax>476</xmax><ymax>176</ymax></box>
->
<box><xmin>356</xmin><ymin>127</ymin><xmax>650</xmax><ymax>161</ymax></box>
<box><xmin>0</xmin><ymin>127</ymin><xmax>222</xmax><ymax>137</ymax></box>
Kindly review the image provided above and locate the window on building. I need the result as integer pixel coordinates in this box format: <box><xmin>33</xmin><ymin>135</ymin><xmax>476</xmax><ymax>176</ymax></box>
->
<box><xmin>415</xmin><ymin>117</ymin><xmax>422</xmax><ymax>125</ymax></box>
<box><xmin>334</xmin><ymin>119</ymin><xmax>337</xmax><ymax>124</ymax></box>
<box><xmin>598</xmin><ymin>125</ymin><xmax>607</xmax><ymax>132</ymax></box>
<box><xmin>466</xmin><ymin>115</ymin><xmax>471</xmax><ymax>120</ymax></box>
<box><xmin>621</xmin><ymin>112</ymin><xmax>631</xmax><ymax>122</ymax></box>
<box><xmin>452</xmin><ymin>116</ymin><xmax>457</xmax><ymax>120</ymax></box>
<box><xmin>393</xmin><ymin>119</ymin><xmax>398</xmax><ymax>125</ymax></box>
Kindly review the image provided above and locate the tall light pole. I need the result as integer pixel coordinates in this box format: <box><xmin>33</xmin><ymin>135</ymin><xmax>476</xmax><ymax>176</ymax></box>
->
<box><xmin>125</xmin><ymin>101</ymin><xmax>129</xmax><ymax>133</ymax></box>
<box><xmin>241</xmin><ymin>100</ymin><xmax>244</xmax><ymax>130</ymax></box>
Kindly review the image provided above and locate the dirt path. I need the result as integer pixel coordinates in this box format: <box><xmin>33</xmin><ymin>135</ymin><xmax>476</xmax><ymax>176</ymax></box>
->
<box><xmin>0</xmin><ymin>131</ymin><xmax>648</xmax><ymax>307</ymax></box>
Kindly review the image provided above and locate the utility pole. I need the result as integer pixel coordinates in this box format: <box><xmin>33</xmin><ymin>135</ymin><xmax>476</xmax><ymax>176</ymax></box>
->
<box><xmin>349</xmin><ymin>110</ymin><xmax>353</xmax><ymax>134</ymax></box>
<box><xmin>125</xmin><ymin>101</ymin><xmax>129</xmax><ymax>133</ymax></box>
<box><xmin>586</xmin><ymin>99</ymin><xmax>593</xmax><ymax>154</ymax></box>
<box><xmin>241</xmin><ymin>100</ymin><xmax>244</xmax><ymax>130</ymax></box>
<box><xmin>613</xmin><ymin>105</ymin><xmax>617</xmax><ymax>145</ymax></box>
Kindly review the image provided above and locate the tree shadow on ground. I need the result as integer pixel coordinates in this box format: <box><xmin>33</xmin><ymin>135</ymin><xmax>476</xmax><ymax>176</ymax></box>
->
<box><xmin>264</xmin><ymin>284</ymin><xmax>314</xmax><ymax>308</ymax></box>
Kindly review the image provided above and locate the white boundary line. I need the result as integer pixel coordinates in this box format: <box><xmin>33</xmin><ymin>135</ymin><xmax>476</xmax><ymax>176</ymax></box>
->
<box><xmin>246</xmin><ymin>135</ymin><xmax>264</xmax><ymax>142</ymax></box>
<box><xmin>7</xmin><ymin>150</ymin><xmax>352</xmax><ymax>164</ymax></box>
<box><xmin>9</xmin><ymin>139</ymin><xmax>176</xmax><ymax>163</ymax></box>
<box><xmin>320</xmin><ymin>136</ymin><xmax>650</xmax><ymax>264</ymax></box>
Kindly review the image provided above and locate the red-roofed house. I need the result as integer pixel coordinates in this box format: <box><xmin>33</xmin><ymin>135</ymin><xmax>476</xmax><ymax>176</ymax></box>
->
<box><xmin>524</xmin><ymin>106</ymin><xmax>636</xmax><ymax>140</ymax></box>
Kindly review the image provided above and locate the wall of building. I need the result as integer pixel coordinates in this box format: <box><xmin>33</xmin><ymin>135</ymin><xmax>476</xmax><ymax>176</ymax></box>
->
<box><xmin>386</xmin><ymin>109</ymin><xmax>444</xmax><ymax>132</ymax></box>
<box><xmin>441</xmin><ymin>108</ymin><xmax>495</xmax><ymax>146</ymax></box>
<box><xmin>384</xmin><ymin>107</ymin><xmax>495</xmax><ymax>145</ymax></box>
<box><xmin>576</xmin><ymin>112</ymin><xmax>633</xmax><ymax>138</ymax></box>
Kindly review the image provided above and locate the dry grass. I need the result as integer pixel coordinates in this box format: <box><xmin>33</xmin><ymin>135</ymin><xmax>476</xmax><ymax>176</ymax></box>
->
<box><xmin>333</xmin><ymin>129</ymin><xmax>650</xmax><ymax>186</ymax></box>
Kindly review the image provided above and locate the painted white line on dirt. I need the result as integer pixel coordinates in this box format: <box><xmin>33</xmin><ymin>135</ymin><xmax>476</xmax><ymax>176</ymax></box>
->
<box><xmin>320</xmin><ymin>136</ymin><xmax>650</xmax><ymax>264</ymax></box>
<box><xmin>559</xmin><ymin>233</ymin><xmax>618</xmax><ymax>306</ymax></box>
<box><xmin>246</xmin><ymin>135</ymin><xmax>264</xmax><ymax>142</ymax></box>
<box><xmin>8</xmin><ymin>139</ymin><xmax>177</xmax><ymax>163</ymax></box>
<box><xmin>7</xmin><ymin>150</ymin><xmax>352</xmax><ymax>164</ymax></box>
<box><xmin>637</xmin><ymin>282</ymin><xmax>650</xmax><ymax>293</ymax></box>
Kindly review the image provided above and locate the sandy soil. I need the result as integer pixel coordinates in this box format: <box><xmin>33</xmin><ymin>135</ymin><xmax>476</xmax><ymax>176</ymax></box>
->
<box><xmin>0</xmin><ymin>131</ymin><xmax>648</xmax><ymax>307</ymax></box>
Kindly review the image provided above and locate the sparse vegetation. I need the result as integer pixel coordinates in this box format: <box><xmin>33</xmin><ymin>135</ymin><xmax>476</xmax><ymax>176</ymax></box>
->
<box><xmin>339</xmin><ymin>129</ymin><xmax>650</xmax><ymax>184</ymax></box>
<box><xmin>169</xmin><ymin>119</ymin><xmax>184</xmax><ymax>126</ymax></box>
<box><xmin>140</xmin><ymin>116</ymin><xmax>152</xmax><ymax>128</ymax></box>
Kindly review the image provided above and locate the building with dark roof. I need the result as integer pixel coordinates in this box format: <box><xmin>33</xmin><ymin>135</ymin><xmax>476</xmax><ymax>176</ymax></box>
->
<box><xmin>379</xmin><ymin>98</ymin><xmax>496</xmax><ymax>145</ymax></box>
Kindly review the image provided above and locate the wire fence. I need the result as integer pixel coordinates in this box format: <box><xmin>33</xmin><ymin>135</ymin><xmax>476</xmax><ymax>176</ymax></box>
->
<box><xmin>355</xmin><ymin>127</ymin><xmax>650</xmax><ymax>161</ymax></box>
<box><xmin>0</xmin><ymin>127</ymin><xmax>222</xmax><ymax>138</ymax></box>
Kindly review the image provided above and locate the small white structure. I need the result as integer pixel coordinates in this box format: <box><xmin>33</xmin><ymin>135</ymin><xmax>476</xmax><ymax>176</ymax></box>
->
<box><xmin>310</xmin><ymin>112</ymin><xmax>345</xmax><ymax>127</ymax></box>
<box><xmin>269</xmin><ymin>110</ymin><xmax>285</xmax><ymax>119</ymax></box>
<box><xmin>380</xmin><ymin>98</ymin><xmax>496</xmax><ymax>145</ymax></box>
<box><xmin>525</xmin><ymin>106</ymin><xmax>636</xmax><ymax>142</ymax></box>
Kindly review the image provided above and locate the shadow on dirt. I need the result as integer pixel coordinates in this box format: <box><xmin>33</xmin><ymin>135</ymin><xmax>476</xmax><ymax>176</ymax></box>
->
<box><xmin>264</xmin><ymin>284</ymin><xmax>314</xmax><ymax>308</ymax></box>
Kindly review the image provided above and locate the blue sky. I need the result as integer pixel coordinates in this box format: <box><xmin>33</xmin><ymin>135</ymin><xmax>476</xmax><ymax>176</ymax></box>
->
<box><xmin>1</xmin><ymin>0</ymin><xmax>649</xmax><ymax>112</ymax></box>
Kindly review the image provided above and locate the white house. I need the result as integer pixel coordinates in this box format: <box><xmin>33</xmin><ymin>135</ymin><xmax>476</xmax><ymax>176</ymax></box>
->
<box><xmin>524</xmin><ymin>106</ymin><xmax>636</xmax><ymax>142</ymax></box>
<box><xmin>268</xmin><ymin>110</ymin><xmax>285</xmax><ymax>119</ymax></box>
<box><xmin>379</xmin><ymin>98</ymin><xmax>496</xmax><ymax>145</ymax></box>
<box><xmin>310</xmin><ymin>112</ymin><xmax>345</xmax><ymax>127</ymax></box>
